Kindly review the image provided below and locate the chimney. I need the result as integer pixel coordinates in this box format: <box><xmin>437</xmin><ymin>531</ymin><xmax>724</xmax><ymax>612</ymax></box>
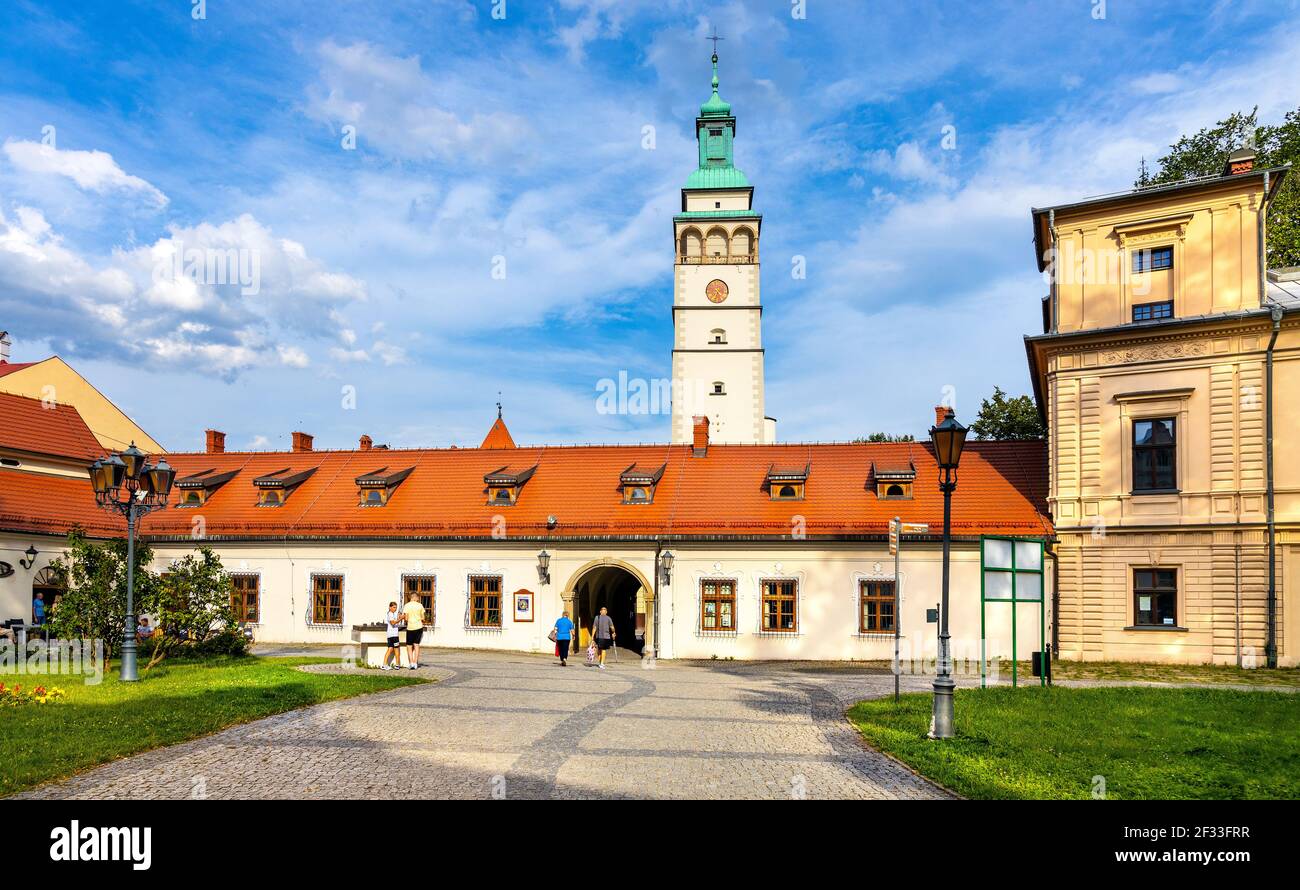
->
<box><xmin>934</xmin><ymin>405</ymin><xmax>950</xmax><ymax>427</ymax></box>
<box><xmin>0</xmin><ymin>331</ymin><xmax>10</xmax><ymax>363</ymax></box>
<box><xmin>291</xmin><ymin>431</ymin><xmax>314</xmax><ymax>453</ymax></box>
<box><xmin>359</xmin><ymin>434</ymin><xmax>372</xmax><ymax>451</ymax></box>
<box><xmin>1223</xmin><ymin>145</ymin><xmax>1256</xmax><ymax>177</ymax></box>
<box><xmin>205</xmin><ymin>429</ymin><xmax>226</xmax><ymax>454</ymax></box>
<box><xmin>692</xmin><ymin>415</ymin><xmax>710</xmax><ymax>457</ymax></box>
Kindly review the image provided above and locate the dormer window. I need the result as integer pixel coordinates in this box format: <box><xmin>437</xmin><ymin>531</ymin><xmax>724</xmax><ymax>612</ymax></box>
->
<box><xmin>766</xmin><ymin>463</ymin><xmax>809</xmax><ymax>501</ymax></box>
<box><xmin>620</xmin><ymin>463</ymin><xmax>665</xmax><ymax>504</ymax></box>
<box><xmin>710</xmin><ymin>329</ymin><xmax>727</xmax><ymax>344</ymax></box>
<box><xmin>252</xmin><ymin>466</ymin><xmax>317</xmax><ymax>507</ymax></box>
<box><xmin>174</xmin><ymin>468</ymin><xmax>239</xmax><ymax>508</ymax></box>
<box><xmin>872</xmin><ymin>461</ymin><xmax>916</xmax><ymax>500</ymax></box>
<box><xmin>484</xmin><ymin>464</ymin><xmax>537</xmax><ymax>507</ymax></box>
<box><xmin>355</xmin><ymin>466</ymin><xmax>414</xmax><ymax>507</ymax></box>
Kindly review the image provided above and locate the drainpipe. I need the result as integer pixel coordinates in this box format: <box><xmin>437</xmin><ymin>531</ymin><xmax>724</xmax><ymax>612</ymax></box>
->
<box><xmin>1049</xmin><ymin>209</ymin><xmax>1059</xmax><ymax>334</ymax></box>
<box><xmin>650</xmin><ymin>535</ymin><xmax>660</xmax><ymax>660</ymax></box>
<box><xmin>1265</xmin><ymin>303</ymin><xmax>1282</xmax><ymax>667</ymax></box>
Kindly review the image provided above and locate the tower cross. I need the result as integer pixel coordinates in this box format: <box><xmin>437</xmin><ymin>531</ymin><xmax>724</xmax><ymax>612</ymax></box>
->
<box><xmin>707</xmin><ymin>30</ymin><xmax>724</xmax><ymax>54</ymax></box>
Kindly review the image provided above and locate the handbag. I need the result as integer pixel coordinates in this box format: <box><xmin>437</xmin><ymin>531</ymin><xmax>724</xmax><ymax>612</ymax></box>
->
<box><xmin>547</xmin><ymin>627</ymin><xmax>558</xmax><ymax>643</ymax></box>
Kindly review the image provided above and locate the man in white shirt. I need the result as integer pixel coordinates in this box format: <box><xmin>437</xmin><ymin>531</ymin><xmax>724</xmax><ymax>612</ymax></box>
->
<box><xmin>381</xmin><ymin>601</ymin><xmax>403</xmax><ymax>670</ymax></box>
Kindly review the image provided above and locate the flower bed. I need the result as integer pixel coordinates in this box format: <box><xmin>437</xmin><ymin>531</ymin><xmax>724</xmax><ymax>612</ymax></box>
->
<box><xmin>0</xmin><ymin>682</ymin><xmax>66</xmax><ymax>706</ymax></box>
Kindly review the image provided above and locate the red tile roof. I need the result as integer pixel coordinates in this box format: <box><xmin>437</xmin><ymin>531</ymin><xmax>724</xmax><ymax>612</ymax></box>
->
<box><xmin>480</xmin><ymin>416</ymin><xmax>516</xmax><ymax>449</ymax></box>
<box><xmin>89</xmin><ymin>438</ymin><xmax>1050</xmax><ymax>543</ymax></box>
<box><xmin>0</xmin><ymin>392</ymin><xmax>102</xmax><ymax>461</ymax></box>
<box><xmin>0</xmin><ymin>360</ymin><xmax>37</xmax><ymax>379</ymax></box>
<box><xmin>0</xmin><ymin>469</ymin><xmax>122</xmax><ymax>538</ymax></box>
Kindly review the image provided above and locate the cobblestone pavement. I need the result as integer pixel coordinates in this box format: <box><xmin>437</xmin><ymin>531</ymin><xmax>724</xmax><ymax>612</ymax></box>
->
<box><xmin>18</xmin><ymin>650</ymin><xmax>953</xmax><ymax>800</ymax></box>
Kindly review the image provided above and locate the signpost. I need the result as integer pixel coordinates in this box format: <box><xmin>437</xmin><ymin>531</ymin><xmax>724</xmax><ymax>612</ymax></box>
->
<box><xmin>891</xmin><ymin>518</ymin><xmax>928</xmax><ymax>702</ymax></box>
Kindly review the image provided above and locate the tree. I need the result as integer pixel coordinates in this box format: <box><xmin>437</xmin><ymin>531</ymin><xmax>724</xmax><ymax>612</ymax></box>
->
<box><xmin>970</xmin><ymin>387</ymin><xmax>1045</xmax><ymax>440</ymax></box>
<box><xmin>1140</xmin><ymin>105</ymin><xmax>1300</xmax><ymax>268</ymax></box>
<box><xmin>853</xmin><ymin>432</ymin><xmax>916</xmax><ymax>443</ymax></box>
<box><xmin>45</xmin><ymin>529</ymin><xmax>158</xmax><ymax>661</ymax></box>
<box><xmin>140</xmin><ymin>547</ymin><xmax>238</xmax><ymax>671</ymax></box>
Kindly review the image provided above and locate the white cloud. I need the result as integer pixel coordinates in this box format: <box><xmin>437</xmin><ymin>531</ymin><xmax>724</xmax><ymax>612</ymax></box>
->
<box><xmin>305</xmin><ymin>41</ymin><xmax>534</xmax><ymax>165</ymax></box>
<box><xmin>865</xmin><ymin>141</ymin><xmax>956</xmax><ymax>189</ymax></box>
<box><xmin>1131</xmin><ymin>72</ymin><xmax>1184</xmax><ymax>95</ymax></box>
<box><xmin>3</xmin><ymin>140</ymin><xmax>168</xmax><ymax>206</ymax></box>
<box><xmin>0</xmin><ymin>207</ymin><xmax>365</xmax><ymax>378</ymax></box>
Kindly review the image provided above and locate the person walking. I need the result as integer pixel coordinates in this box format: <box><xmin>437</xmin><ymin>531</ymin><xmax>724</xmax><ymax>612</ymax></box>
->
<box><xmin>552</xmin><ymin>610</ymin><xmax>575</xmax><ymax>666</ymax></box>
<box><xmin>592</xmin><ymin>606</ymin><xmax>616</xmax><ymax>670</ymax></box>
<box><xmin>382</xmin><ymin>601</ymin><xmax>403</xmax><ymax>670</ymax></box>
<box><xmin>401</xmin><ymin>591</ymin><xmax>425</xmax><ymax>670</ymax></box>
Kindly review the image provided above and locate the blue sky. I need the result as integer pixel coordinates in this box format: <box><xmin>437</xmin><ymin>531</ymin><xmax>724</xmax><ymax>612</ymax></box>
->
<box><xmin>1</xmin><ymin>0</ymin><xmax>1297</xmax><ymax>451</ymax></box>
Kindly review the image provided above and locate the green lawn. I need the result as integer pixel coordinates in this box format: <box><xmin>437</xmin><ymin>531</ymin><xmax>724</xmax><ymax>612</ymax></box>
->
<box><xmin>0</xmin><ymin>656</ymin><xmax>426</xmax><ymax>797</ymax></box>
<box><xmin>849</xmin><ymin>686</ymin><xmax>1300</xmax><ymax>799</ymax></box>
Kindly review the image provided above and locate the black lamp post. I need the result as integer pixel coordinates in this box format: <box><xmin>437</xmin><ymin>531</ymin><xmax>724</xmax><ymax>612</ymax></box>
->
<box><xmin>929</xmin><ymin>408</ymin><xmax>968</xmax><ymax>739</ymax></box>
<box><xmin>88</xmin><ymin>443</ymin><xmax>175</xmax><ymax>682</ymax></box>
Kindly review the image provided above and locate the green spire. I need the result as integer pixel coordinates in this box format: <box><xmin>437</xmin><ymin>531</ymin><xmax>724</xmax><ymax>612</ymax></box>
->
<box><xmin>687</xmin><ymin>50</ymin><xmax>747</xmax><ymax>190</ymax></box>
<box><xmin>699</xmin><ymin>52</ymin><xmax>732</xmax><ymax>117</ymax></box>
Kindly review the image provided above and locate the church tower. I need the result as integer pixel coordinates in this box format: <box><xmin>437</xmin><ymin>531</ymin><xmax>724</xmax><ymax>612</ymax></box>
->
<box><xmin>671</xmin><ymin>51</ymin><xmax>772</xmax><ymax>445</ymax></box>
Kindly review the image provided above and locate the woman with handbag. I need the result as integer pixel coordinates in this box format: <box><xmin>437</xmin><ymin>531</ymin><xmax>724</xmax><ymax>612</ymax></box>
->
<box><xmin>550</xmin><ymin>610</ymin><xmax>575</xmax><ymax>666</ymax></box>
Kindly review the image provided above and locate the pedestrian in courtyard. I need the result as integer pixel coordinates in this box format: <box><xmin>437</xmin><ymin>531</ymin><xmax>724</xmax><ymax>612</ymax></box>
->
<box><xmin>552</xmin><ymin>610</ymin><xmax>574</xmax><ymax>666</ymax></box>
<box><xmin>32</xmin><ymin>591</ymin><xmax>45</xmax><ymax>626</ymax></box>
<box><xmin>592</xmin><ymin>606</ymin><xmax>615</xmax><ymax>670</ymax></box>
<box><xmin>402</xmin><ymin>591</ymin><xmax>425</xmax><ymax>670</ymax></box>
<box><xmin>382</xmin><ymin>601</ymin><xmax>403</xmax><ymax>670</ymax></box>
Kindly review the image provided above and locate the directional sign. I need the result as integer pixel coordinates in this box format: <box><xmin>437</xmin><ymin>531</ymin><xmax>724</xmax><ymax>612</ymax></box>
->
<box><xmin>901</xmin><ymin>522</ymin><xmax>930</xmax><ymax>535</ymax></box>
<box><xmin>888</xmin><ymin>519</ymin><xmax>899</xmax><ymax>555</ymax></box>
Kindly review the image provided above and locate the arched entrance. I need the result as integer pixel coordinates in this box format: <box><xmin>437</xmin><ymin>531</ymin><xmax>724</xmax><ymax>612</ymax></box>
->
<box><xmin>565</xmin><ymin>560</ymin><xmax>653</xmax><ymax>656</ymax></box>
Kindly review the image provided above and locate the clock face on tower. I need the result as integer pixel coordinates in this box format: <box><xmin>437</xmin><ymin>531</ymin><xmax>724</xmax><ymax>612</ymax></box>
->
<box><xmin>705</xmin><ymin>279</ymin><xmax>729</xmax><ymax>304</ymax></box>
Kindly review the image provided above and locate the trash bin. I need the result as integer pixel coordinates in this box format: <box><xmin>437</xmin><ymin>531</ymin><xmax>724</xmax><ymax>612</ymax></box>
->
<box><xmin>1031</xmin><ymin>648</ymin><xmax>1052</xmax><ymax>680</ymax></box>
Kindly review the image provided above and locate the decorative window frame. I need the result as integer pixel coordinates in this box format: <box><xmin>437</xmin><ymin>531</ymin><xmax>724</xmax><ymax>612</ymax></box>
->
<box><xmin>1114</xmin><ymin>387</ymin><xmax>1193</xmax><ymax>496</ymax></box>
<box><xmin>851</xmin><ymin>567</ymin><xmax>905</xmax><ymax>639</ymax></box>
<box><xmin>306</xmin><ymin>569</ymin><xmax>348</xmax><ymax>628</ymax></box>
<box><xmin>399</xmin><ymin>570</ymin><xmax>438</xmax><ymax>631</ymax></box>
<box><xmin>229</xmin><ymin>571</ymin><xmax>263</xmax><ymax>626</ymax></box>
<box><xmin>464</xmin><ymin>572</ymin><xmax>505</xmax><ymax>632</ymax></box>
<box><xmin>694</xmin><ymin>573</ymin><xmax>742</xmax><ymax>637</ymax></box>
<box><xmin>1114</xmin><ymin>214</ymin><xmax>1191</xmax><ymax>323</ymax></box>
<box><xmin>754</xmin><ymin>573</ymin><xmax>803</xmax><ymax>636</ymax></box>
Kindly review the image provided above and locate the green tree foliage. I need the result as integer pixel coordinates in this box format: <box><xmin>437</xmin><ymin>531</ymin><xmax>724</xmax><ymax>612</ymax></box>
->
<box><xmin>853</xmin><ymin>432</ymin><xmax>916</xmax><ymax>443</ymax></box>
<box><xmin>1141</xmin><ymin>106</ymin><xmax>1300</xmax><ymax>268</ymax></box>
<box><xmin>141</xmin><ymin>546</ymin><xmax>239</xmax><ymax>671</ymax></box>
<box><xmin>44</xmin><ymin>534</ymin><xmax>241</xmax><ymax>669</ymax></box>
<box><xmin>970</xmin><ymin>387</ymin><xmax>1046</xmax><ymax>440</ymax></box>
<box><xmin>45</xmin><ymin>529</ymin><xmax>157</xmax><ymax>659</ymax></box>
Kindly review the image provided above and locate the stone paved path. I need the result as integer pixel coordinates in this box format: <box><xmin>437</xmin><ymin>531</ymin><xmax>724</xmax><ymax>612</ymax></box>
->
<box><xmin>18</xmin><ymin>649</ymin><xmax>952</xmax><ymax>800</ymax></box>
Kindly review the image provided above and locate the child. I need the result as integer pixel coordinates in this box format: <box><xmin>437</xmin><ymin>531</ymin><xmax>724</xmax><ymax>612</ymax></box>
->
<box><xmin>381</xmin><ymin>601</ymin><xmax>403</xmax><ymax>670</ymax></box>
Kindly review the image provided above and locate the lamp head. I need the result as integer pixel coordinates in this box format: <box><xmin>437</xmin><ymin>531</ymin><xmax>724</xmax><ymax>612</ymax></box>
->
<box><xmin>930</xmin><ymin>409</ymin><xmax>969</xmax><ymax>471</ymax></box>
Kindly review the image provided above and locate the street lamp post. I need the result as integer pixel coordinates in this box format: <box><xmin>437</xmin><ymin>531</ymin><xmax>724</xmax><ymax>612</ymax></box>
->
<box><xmin>88</xmin><ymin>443</ymin><xmax>175</xmax><ymax>682</ymax></box>
<box><xmin>929</xmin><ymin>408</ymin><xmax>968</xmax><ymax>739</ymax></box>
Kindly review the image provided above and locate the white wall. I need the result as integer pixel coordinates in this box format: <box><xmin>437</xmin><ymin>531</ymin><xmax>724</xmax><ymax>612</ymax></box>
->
<box><xmin>140</xmin><ymin>539</ymin><xmax>1053</xmax><ymax>664</ymax></box>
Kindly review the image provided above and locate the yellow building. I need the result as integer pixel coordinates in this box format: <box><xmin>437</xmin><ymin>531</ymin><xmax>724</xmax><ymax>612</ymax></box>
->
<box><xmin>0</xmin><ymin>335</ymin><xmax>164</xmax><ymax>454</ymax></box>
<box><xmin>1025</xmin><ymin>148</ymin><xmax>1299</xmax><ymax>666</ymax></box>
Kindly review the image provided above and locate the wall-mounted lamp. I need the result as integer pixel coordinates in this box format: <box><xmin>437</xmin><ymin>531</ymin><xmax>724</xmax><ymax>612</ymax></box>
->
<box><xmin>659</xmin><ymin>549</ymin><xmax>675</xmax><ymax>585</ymax></box>
<box><xmin>19</xmin><ymin>545</ymin><xmax>38</xmax><ymax>570</ymax></box>
<box><xmin>537</xmin><ymin>549</ymin><xmax>551</xmax><ymax>585</ymax></box>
